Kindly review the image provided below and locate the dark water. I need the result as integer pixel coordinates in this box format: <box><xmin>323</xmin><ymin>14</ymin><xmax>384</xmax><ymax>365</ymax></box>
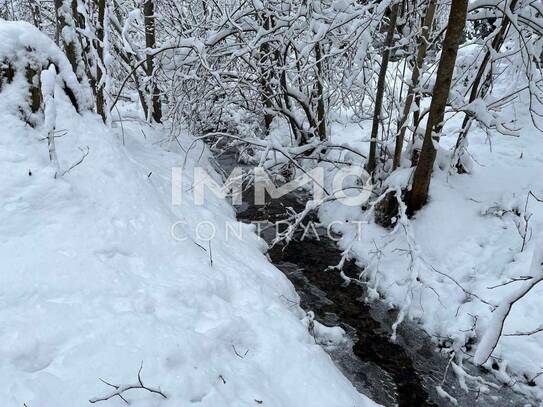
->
<box><xmin>215</xmin><ymin>150</ymin><xmax>530</xmax><ymax>407</ymax></box>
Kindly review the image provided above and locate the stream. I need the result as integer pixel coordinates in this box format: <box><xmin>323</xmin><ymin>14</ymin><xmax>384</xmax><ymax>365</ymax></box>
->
<box><xmin>215</xmin><ymin>149</ymin><xmax>529</xmax><ymax>407</ymax></box>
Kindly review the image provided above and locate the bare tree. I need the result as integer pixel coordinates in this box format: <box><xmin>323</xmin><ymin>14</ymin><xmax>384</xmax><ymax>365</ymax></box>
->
<box><xmin>95</xmin><ymin>0</ymin><xmax>107</xmax><ymax>122</ymax></box>
<box><xmin>474</xmin><ymin>238</ymin><xmax>543</xmax><ymax>365</ymax></box>
<box><xmin>143</xmin><ymin>0</ymin><xmax>162</xmax><ymax>122</ymax></box>
<box><xmin>366</xmin><ymin>2</ymin><xmax>399</xmax><ymax>174</ymax></box>
<box><xmin>452</xmin><ymin>0</ymin><xmax>519</xmax><ymax>173</ymax></box>
<box><xmin>392</xmin><ymin>0</ymin><xmax>438</xmax><ymax>170</ymax></box>
<box><xmin>406</xmin><ymin>0</ymin><xmax>469</xmax><ymax>215</ymax></box>
<box><xmin>314</xmin><ymin>40</ymin><xmax>327</xmax><ymax>141</ymax></box>
<box><xmin>53</xmin><ymin>0</ymin><xmax>81</xmax><ymax>77</ymax></box>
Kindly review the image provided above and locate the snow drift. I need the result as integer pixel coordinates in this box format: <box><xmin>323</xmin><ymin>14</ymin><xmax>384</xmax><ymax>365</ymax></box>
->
<box><xmin>0</xmin><ymin>38</ymin><xmax>378</xmax><ymax>407</ymax></box>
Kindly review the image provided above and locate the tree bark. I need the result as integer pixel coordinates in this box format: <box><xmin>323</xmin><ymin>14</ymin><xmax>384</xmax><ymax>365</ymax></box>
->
<box><xmin>314</xmin><ymin>41</ymin><xmax>327</xmax><ymax>141</ymax></box>
<box><xmin>453</xmin><ymin>0</ymin><xmax>518</xmax><ymax>172</ymax></box>
<box><xmin>279</xmin><ymin>43</ymin><xmax>302</xmax><ymax>144</ymax></box>
<box><xmin>28</xmin><ymin>0</ymin><xmax>43</xmax><ymax>30</ymax></box>
<box><xmin>366</xmin><ymin>2</ymin><xmax>399</xmax><ymax>174</ymax></box>
<box><xmin>143</xmin><ymin>0</ymin><xmax>162</xmax><ymax>123</ymax></box>
<box><xmin>26</xmin><ymin>65</ymin><xmax>41</xmax><ymax>114</ymax></box>
<box><xmin>392</xmin><ymin>0</ymin><xmax>438</xmax><ymax>170</ymax></box>
<box><xmin>108</xmin><ymin>9</ymin><xmax>150</xmax><ymax>119</ymax></box>
<box><xmin>54</xmin><ymin>0</ymin><xmax>79</xmax><ymax>76</ymax></box>
<box><xmin>95</xmin><ymin>0</ymin><xmax>107</xmax><ymax>122</ymax></box>
<box><xmin>259</xmin><ymin>15</ymin><xmax>274</xmax><ymax>134</ymax></box>
<box><xmin>406</xmin><ymin>0</ymin><xmax>469</xmax><ymax>215</ymax></box>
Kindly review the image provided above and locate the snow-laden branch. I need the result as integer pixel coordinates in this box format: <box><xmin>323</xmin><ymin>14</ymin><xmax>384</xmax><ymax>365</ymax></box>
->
<box><xmin>474</xmin><ymin>236</ymin><xmax>543</xmax><ymax>365</ymax></box>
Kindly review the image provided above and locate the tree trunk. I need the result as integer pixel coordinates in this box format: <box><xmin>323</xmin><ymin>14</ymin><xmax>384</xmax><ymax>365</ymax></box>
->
<box><xmin>259</xmin><ymin>16</ymin><xmax>274</xmax><ymax>134</ymax></box>
<box><xmin>143</xmin><ymin>0</ymin><xmax>162</xmax><ymax>123</ymax></box>
<box><xmin>108</xmin><ymin>8</ymin><xmax>150</xmax><ymax>119</ymax></box>
<box><xmin>95</xmin><ymin>0</ymin><xmax>106</xmax><ymax>122</ymax></box>
<box><xmin>393</xmin><ymin>0</ymin><xmax>438</xmax><ymax>170</ymax></box>
<box><xmin>279</xmin><ymin>44</ymin><xmax>302</xmax><ymax>144</ymax></box>
<box><xmin>28</xmin><ymin>0</ymin><xmax>43</xmax><ymax>30</ymax></box>
<box><xmin>26</xmin><ymin>65</ymin><xmax>42</xmax><ymax>114</ymax></box>
<box><xmin>54</xmin><ymin>0</ymin><xmax>79</xmax><ymax>76</ymax></box>
<box><xmin>453</xmin><ymin>0</ymin><xmax>517</xmax><ymax>172</ymax></box>
<box><xmin>406</xmin><ymin>0</ymin><xmax>469</xmax><ymax>216</ymax></box>
<box><xmin>366</xmin><ymin>2</ymin><xmax>399</xmax><ymax>174</ymax></box>
<box><xmin>314</xmin><ymin>41</ymin><xmax>327</xmax><ymax>141</ymax></box>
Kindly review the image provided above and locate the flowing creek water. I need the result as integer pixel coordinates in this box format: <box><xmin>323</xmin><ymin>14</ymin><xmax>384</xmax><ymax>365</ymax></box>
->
<box><xmin>215</xmin><ymin>150</ymin><xmax>530</xmax><ymax>406</ymax></box>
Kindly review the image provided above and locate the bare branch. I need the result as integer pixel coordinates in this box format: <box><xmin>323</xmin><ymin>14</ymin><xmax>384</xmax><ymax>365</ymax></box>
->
<box><xmin>89</xmin><ymin>363</ymin><xmax>167</xmax><ymax>404</ymax></box>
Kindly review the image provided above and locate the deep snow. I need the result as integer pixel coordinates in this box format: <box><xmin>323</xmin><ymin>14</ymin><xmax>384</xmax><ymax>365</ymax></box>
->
<box><xmin>0</xmin><ymin>80</ymin><xmax>379</xmax><ymax>406</ymax></box>
<box><xmin>319</xmin><ymin>94</ymin><xmax>543</xmax><ymax>402</ymax></box>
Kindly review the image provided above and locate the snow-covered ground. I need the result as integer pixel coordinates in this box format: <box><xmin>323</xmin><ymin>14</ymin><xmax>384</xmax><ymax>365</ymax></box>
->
<box><xmin>2</xmin><ymin>16</ymin><xmax>542</xmax><ymax>407</ymax></box>
<box><xmin>0</xmin><ymin>83</ymin><xmax>380</xmax><ymax>406</ymax></box>
<box><xmin>320</xmin><ymin>98</ymin><xmax>543</xmax><ymax>402</ymax></box>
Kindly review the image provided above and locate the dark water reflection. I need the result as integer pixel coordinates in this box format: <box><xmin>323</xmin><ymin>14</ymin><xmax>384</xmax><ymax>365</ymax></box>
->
<box><xmin>216</xmin><ymin>149</ymin><xmax>530</xmax><ymax>407</ymax></box>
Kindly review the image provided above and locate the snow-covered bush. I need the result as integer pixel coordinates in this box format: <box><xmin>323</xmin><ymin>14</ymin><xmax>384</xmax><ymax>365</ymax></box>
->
<box><xmin>0</xmin><ymin>20</ymin><xmax>90</xmax><ymax>124</ymax></box>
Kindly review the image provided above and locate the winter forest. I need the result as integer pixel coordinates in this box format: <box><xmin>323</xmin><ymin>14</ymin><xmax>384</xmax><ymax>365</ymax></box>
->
<box><xmin>1</xmin><ymin>0</ymin><xmax>542</xmax><ymax>405</ymax></box>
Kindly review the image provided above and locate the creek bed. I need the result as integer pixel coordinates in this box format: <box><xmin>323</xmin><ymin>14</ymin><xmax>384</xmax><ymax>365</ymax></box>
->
<box><xmin>216</xmin><ymin>150</ymin><xmax>528</xmax><ymax>407</ymax></box>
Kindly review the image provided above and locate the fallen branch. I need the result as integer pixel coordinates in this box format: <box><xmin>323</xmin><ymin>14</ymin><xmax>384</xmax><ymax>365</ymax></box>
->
<box><xmin>504</xmin><ymin>326</ymin><xmax>543</xmax><ymax>337</ymax></box>
<box><xmin>232</xmin><ymin>344</ymin><xmax>249</xmax><ymax>359</ymax></box>
<box><xmin>474</xmin><ymin>236</ymin><xmax>543</xmax><ymax>365</ymax></box>
<box><xmin>59</xmin><ymin>146</ymin><xmax>90</xmax><ymax>177</ymax></box>
<box><xmin>487</xmin><ymin>276</ymin><xmax>532</xmax><ymax>290</ymax></box>
<box><xmin>89</xmin><ymin>362</ymin><xmax>167</xmax><ymax>404</ymax></box>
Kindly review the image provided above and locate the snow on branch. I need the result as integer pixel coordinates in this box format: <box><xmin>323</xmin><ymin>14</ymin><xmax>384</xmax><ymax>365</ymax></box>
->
<box><xmin>0</xmin><ymin>20</ymin><xmax>92</xmax><ymax>117</ymax></box>
<box><xmin>474</xmin><ymin>236</ymin><xmax>543</xmax><ymax>365</ymax></box>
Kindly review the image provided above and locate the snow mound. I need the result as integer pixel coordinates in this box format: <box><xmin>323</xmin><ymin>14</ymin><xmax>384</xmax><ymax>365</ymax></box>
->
<box><xmin>0</xmin><ymin>21</ymin><xmax>90</xmax><ymax>117</ymax></box>
<box><xmin>321</xmin><ymin>94</ymin><xmax>543</xmax><ymax>401</ymax></box>
<box><xmin>0</xmin><ymin>88</ymin><xmax>378</xmax><ymax>405</ymax></box>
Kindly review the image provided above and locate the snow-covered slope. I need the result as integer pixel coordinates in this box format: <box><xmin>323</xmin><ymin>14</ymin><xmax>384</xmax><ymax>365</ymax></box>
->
<box><xmin>0</xmin><ymin>87</ymin><xmax>378</xmax><ymax>406</ymax></box>
<box><xmin>321</xmin><ymin>100</ymin><xmax>543</xmax><ymax>401</ymax></box>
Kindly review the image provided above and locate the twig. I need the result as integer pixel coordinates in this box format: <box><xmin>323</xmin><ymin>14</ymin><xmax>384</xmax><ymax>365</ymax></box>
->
<box><xmin>424</xmin><ymin>261</ymin><xmax>496</xmax><ymax>310</ymax></box>
<box><xmin>59</xmin><ymin>146</ymin><xmax>90</xmax><ymax>176</ymax></box>
<box><xmin>487</xmin><ymin>276</ymin><xmax>532</xmax><ymax>289</ymax></box>
<box><xmin>114</xmin><ymin>105</ymin><xmax>126</xmax><ymax>146</ymax></box>
<box><xmin>518</xmin><ymin>191</ymin><xmax>543</xmax><ymax>252</ymax></box>
<box><xmin>504</xmin><ymin>326</ymin><xmax>543</xmax><ymax>336</ymax></box>
<box><xmin>89</xmin><ymin>362</ymin><xmax>167</xmax><ymax>404</ymax></box>
<box><xmin>232</xmin><ymin>344</ymin><xmax>249</xmax><ymax>358</ymax></box>
<box><xmin>208</xmin><ymin>240</ymin><xmax>213</xmax><ymax>267</ymax></box>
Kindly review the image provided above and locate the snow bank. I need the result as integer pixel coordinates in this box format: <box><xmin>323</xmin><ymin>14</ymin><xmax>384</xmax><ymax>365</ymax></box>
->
<box><xmin>0</xmin><ymin>85</ymin><xmax>378</xmax><ymax>405</ymax></box>
<box><xmin>321</xmin><ymin>96</ymin><xmax>543</xmax><ymax>401</ymax></box>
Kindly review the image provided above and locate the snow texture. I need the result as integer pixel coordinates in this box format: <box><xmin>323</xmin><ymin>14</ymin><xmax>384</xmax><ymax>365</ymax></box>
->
<box><xmin>0</xmin><ymin>21</ymin><xmax>91</xmax><ymax>114</ymax></box>
<box><xmin>318</xmin><ymin>83</ymin><xmax>543</xmax><ymax>401</ymax></box>
<box><xmin>0</xmin><ymin>76</ymin><xmax>378</xmax><ymax>406</ymax></box>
